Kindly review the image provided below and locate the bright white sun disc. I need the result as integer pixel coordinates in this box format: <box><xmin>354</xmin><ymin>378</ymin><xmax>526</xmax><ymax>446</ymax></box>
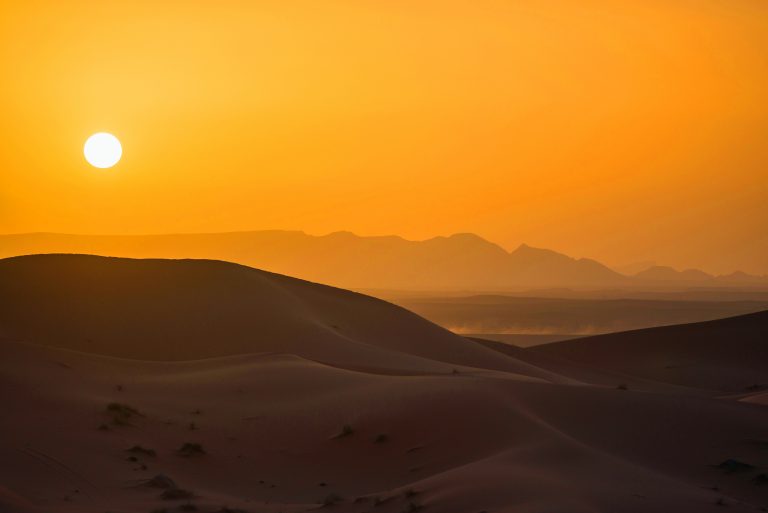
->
<box><xmin>84</xmin><ymin>132</ymin><xmax>122</xmax><ymax>168</ymax></box>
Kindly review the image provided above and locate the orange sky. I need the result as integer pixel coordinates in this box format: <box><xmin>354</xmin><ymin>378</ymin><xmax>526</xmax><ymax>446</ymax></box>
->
<box><xmin>1</xmin><ymin>0</ymin><xmax>767</xmax><ymax>274</ymax></box>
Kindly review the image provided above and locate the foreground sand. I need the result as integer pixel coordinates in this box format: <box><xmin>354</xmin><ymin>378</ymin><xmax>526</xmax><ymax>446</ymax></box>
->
<box><xmin>0</xmin><ymin>255</ymin><xmax>766</xmax><ymax>513</ymax></box>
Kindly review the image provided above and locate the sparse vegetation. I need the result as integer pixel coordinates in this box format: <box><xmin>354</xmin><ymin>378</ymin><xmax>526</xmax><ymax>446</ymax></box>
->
<box><xmin>179</xmin><ymin>504</ymin><xmax>198</xmax><ymax>512</ymax></box>
<box><xmin>160</xmin><ymin>487</ymin><xmax>194</xmax><ymax>500</ymax></box>
<box><xmin>143</xmin><ymin>474</ymin><xmax>177</xmax><ymax>489</ymax></box>
<box><xmin>717</xmin><ymin>459</ymin><xmax>754</xmax><ymax>474</ymax></box>
<box><xmin>374</xmin><ymin>433</ymin><xmax>389</xmax><ymax>443</ymax></box>
<box><xmin>404</xmin><ymin>489</ymin><xmax>418</xmax><ymax>498</ymax></box>
<box><xmin>177</xmin><ymin>443</ymin><xmax>206</xmax><ymax>457</ymax></box>
<box><xmin>127</xmin><ymin>445</ymin><xmax>156</xmax><ymax>457</ymax></box>
<box><xmin>106</xmin><ymin>402</ymin><xmax>143</xmax><ymax>426</ymax></box>
<box><xmin>617</xmin><ymin>383</ymin><xmax>628</xmax><ymax>391</ymax></box>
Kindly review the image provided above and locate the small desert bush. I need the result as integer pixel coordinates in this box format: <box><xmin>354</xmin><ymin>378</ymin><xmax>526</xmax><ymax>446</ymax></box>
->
<box><xmin>127</xmin><ymin>445</ymin><xmax>156</xmax><ymax>457</ymax></box>
<box><xmin>717</xmin><ymin>459</ymin><xmax>754</xmax><ymax>474</ymax></box>
<box><xmin>107</xmin><ymin>402</ymin><xmax>141</xmax><ymax>417</ymax></box>
<box><xmin>160</xmin><ymin>487</ymin><xmax>194</xmax><ymax>500</ymax></box>
<box><xmin>107</xmin><ymin>402</ymin><xmax>143</xmax><ymax>426</ymax></box>
<box><xmin>374</xmin><ymin>433</ymin><xmax>389</xmax><ymax>443</ymax></box>
<box><xmin>144</xmin><ymin>474</ymin><xmax>177</xmax><ymax>489</ymax></box>
<box><xmin>177</xmin><ymin>443</ymin><xmax>206</xmax><ymax>457</ymax></box>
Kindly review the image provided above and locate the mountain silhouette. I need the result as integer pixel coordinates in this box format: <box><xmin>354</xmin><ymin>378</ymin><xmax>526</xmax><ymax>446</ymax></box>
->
<box><xmin>0</xmin><ymin>231</ymin><xmax>764</xmax><ymax>291</ymax></box>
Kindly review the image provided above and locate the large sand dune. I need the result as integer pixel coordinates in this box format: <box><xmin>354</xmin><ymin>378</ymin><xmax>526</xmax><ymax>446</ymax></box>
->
<box><xmin>0</xmin><ymin>254</ymin><xmax>558</xmax><ymax>380</ymax></box>
<box><xmin>0</xmin><ymin>255</ymin><xmax>766</xmax><ymax>513</ymax></box>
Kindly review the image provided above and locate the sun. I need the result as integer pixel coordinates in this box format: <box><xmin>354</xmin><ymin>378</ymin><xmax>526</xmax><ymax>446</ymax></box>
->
<box><xmin>84</xmin><ymin>132</ymin><xmax>122</xmax><ymax>169</ymax></box>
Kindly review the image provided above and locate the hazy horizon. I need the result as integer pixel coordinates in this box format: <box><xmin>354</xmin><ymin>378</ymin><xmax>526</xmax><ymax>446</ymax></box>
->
<box><xmin>2</xmin><ymin>228</ymin><xmax>766</xmax><ymax>277</ymax></box>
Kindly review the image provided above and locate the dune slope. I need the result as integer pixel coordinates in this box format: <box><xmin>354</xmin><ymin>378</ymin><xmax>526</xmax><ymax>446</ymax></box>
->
<box><xmin>531</xmin><ymin>311</ymin><xmax>768</xmax><ymax>393</ymax></box>
<box><xmin>0</xmin><ymin>254</ymin><xmax>558</xmax><ymax>381</ymax></box>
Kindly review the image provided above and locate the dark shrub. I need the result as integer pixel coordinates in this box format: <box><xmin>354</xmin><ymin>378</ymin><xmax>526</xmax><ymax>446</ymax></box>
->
<box><xmin>160</xmin><ymin>487</ymin><xmax>194</xmax><ymax>500</ymax></box>
<box><xmin>177</xmin><ymin>443</ymin><xmax>206</xmax><ymax>457</ymax></box>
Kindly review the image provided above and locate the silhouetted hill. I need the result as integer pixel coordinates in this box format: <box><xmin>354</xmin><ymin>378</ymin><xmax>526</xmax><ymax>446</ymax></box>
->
<box><xmin>634</xmin><ymin>265</ymin><xmax>713</xmax><ymax>282</ymax></box>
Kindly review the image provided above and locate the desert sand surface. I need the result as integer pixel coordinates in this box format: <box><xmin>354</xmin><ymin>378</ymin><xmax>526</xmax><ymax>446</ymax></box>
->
<box><xmin>1</xmin><ymin>255</ymin><xmax>767</xmax><ymax>513</ymax></box>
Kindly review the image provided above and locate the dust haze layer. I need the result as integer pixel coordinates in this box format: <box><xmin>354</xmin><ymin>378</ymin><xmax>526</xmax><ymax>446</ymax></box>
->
<box><xmin>392</xmin><ymin>294</ymin><xmax>768</xmax><ymax>340</ymax></box>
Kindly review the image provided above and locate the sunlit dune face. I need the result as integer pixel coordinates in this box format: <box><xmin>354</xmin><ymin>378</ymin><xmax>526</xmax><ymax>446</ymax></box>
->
<box><xmin>84</xmin><ymin>132</ymin><xmax>122</xmax><ymax>169</ymax></box>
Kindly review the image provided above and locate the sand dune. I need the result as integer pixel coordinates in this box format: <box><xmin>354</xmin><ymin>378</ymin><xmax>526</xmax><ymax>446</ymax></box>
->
<box><xmin>0</xmin><ymin>254</ymin><xmax>559</xmax><ymax>381</ymax></box>
<box><xmin>530</xmin><ymin>311</ymin><xmax>768</xmax><ymax>393</ymax></box>
<box><xmin>0</xmin><ymin>255</ymin><xmax>766</xmax><ymax>513</ymax></box>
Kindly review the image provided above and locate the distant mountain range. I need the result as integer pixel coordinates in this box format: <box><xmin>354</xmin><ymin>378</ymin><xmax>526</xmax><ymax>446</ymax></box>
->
<box><xmin>0</xmin><ymin>231</ymin><xmax>765</xmax><ymax>291</ymax></box>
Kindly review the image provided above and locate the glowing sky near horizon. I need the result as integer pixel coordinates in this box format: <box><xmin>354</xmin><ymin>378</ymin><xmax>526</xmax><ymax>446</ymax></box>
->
<box><xmin>1</xmin><ymin>0</ymin><xmax>767</xmax><ymax>274</ymax></box>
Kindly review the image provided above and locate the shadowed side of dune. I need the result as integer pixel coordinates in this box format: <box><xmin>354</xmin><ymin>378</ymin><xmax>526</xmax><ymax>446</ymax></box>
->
<box><xmin>530</xmin><ymin>311</ymin><xmax>768</xmax><ymax>392</ymax></box>
<box><xmin>0</xmin><ymin>254</ymin><xmax>559</xmax><ymax>380</ymax></box>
